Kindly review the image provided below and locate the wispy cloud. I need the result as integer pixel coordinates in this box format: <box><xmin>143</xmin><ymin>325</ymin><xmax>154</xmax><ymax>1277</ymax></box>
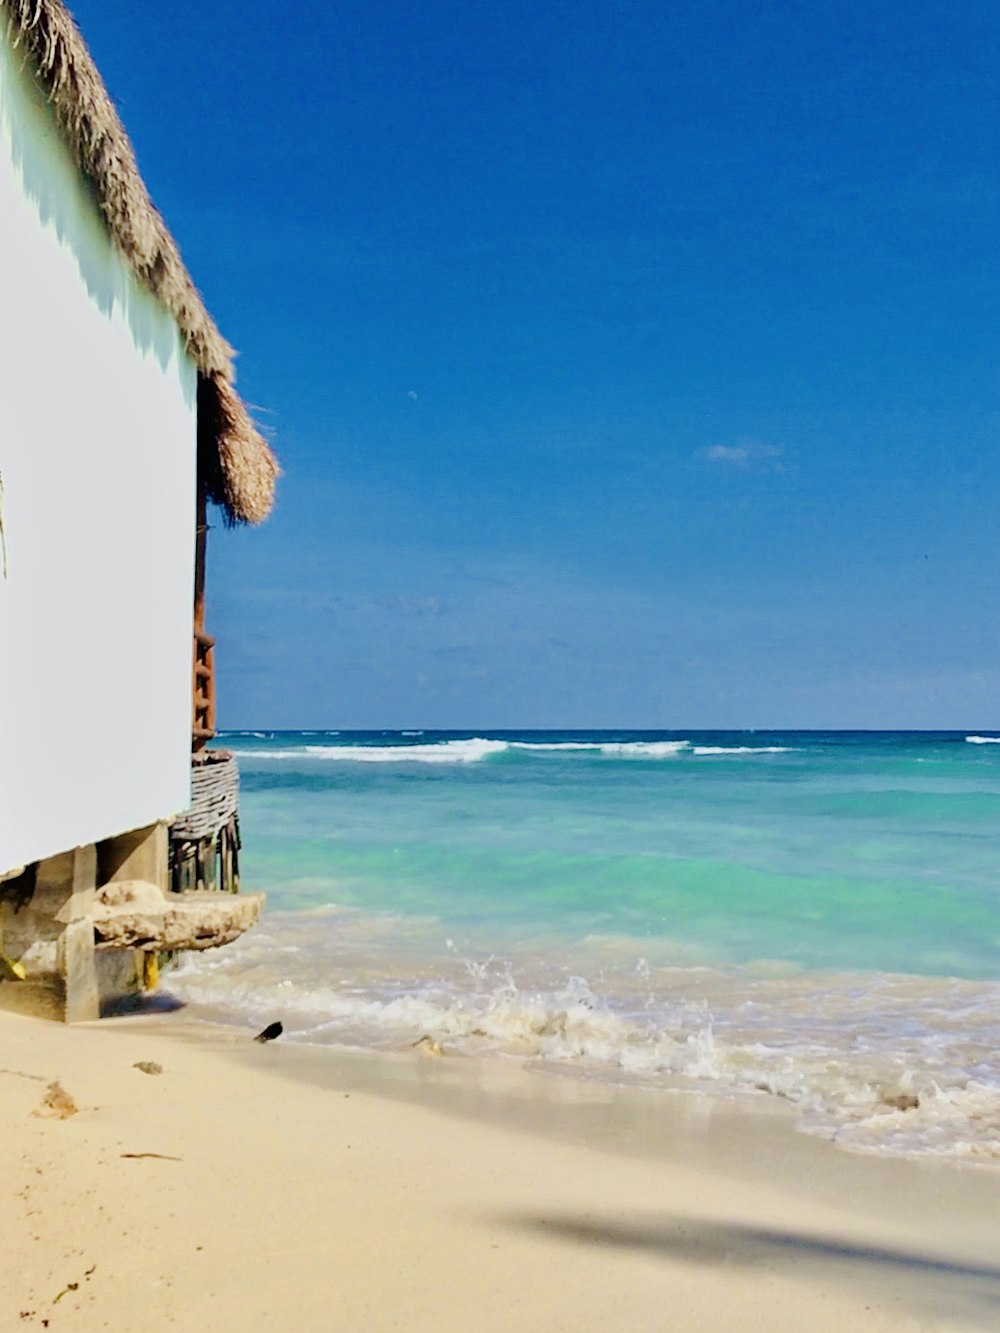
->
<box><xmin>701</xmin><ymin>441</ymin><xmax>787</xmax><ymax>473</ymax></box>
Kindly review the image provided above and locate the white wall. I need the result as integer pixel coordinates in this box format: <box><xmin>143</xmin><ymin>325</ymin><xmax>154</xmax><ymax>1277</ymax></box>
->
<box><xmin>0</xmin><ymin>34</ymin><xmax>196</xmax><ymax>873</ymax></box>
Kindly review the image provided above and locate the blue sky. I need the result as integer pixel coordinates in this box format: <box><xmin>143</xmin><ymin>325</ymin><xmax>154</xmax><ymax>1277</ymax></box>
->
<box><xmin>74</xmin><ymin>0</ymin><xmax>1000</xmax><ymax>727</ymax></box>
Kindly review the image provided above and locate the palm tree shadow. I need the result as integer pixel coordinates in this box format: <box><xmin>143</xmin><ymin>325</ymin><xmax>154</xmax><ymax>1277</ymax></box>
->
<box><xmin>500</xmin><ymin>1212</ymin><xmax>1000</xmax><ymax>1326</ymax></box>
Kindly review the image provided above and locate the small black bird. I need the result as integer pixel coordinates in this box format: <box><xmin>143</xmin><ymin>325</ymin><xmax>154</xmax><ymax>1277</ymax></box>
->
<box><xmin>254</xmin><ymin>1021</ymin><xmax>283</xmax><ymax>1043</ymax></box>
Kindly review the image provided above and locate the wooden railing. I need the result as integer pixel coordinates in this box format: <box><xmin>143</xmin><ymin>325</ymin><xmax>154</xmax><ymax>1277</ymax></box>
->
<box><xmin>192</xmin><ymin>629</ymin><xmax>216</xmax><ymax>751</ymax></box>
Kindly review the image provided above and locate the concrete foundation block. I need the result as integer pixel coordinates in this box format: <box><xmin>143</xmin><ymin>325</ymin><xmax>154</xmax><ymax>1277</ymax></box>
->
<box><xmin>59</xmin><ymin>918</ymin><xmax>100</xmax><ymax>1023</ymax></box>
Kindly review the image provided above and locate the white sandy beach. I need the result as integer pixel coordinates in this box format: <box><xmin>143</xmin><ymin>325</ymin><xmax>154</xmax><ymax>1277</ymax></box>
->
<box><xmin>3</xmin><ymin>1008</ymin><xmax>1000</xmax><ymax>1332</ymax></box>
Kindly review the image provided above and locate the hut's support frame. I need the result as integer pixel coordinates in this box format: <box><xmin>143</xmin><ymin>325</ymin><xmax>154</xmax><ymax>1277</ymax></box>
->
<box><xmin>0</xmin><ymin>822</ymin><xmax>166</xmax><ymax>1021</ymax></box>
<box><xmin>0</xmin><ymin>815</ymin><xmax>260</xmax><ymax>1021</ymax></box>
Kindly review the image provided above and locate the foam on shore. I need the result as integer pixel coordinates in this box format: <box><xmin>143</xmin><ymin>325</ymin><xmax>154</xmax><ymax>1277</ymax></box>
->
<box><xmin>168</xmin><ymin>909</ymin><xmax>1000</xmax><ymax>1165</ymax></box>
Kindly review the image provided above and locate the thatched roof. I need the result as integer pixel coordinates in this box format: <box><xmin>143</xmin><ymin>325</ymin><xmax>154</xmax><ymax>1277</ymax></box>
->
<box><xmin>1</xmin><ymin>0</ymin><xmax>278</xmax><ymax>524</ymax></box>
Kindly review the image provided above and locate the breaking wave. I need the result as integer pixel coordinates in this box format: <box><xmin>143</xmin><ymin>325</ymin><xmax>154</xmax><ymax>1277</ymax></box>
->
<box><xmin>230</xmin><ymin>738</ymin><xmax>795</xmax><ymax>764</ymax></box>
<box><xmin>235</xmin><ymin>739</ymin><xmax>508</xmax><ymax>763</ymax></box>
<box><xmin>691</xmin><ymin>745</ymin><xmax>793</xmax><ymax>756</ymax></box>
<box><xmin>169</xmin><ymin>922</ymin><xmax>1000</xmax><ymax>1165</ymax></box>
<box><xmin>512</xmin><ymin>740</ymin><xmax>692</xmax><ymax>757</ymax></box>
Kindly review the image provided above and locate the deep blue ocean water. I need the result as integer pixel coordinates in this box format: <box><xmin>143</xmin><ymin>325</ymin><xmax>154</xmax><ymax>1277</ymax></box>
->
<box><xmin>169</xmin><ymin>730</ymin><xmax>1000</xmax><ymax>1161</ymax></box>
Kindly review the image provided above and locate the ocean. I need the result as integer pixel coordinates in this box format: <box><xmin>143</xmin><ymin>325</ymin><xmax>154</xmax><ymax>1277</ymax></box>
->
<box><xmin>168</xmin><ymin>730</ymin><xmax>1000</xmax><ymax>1163</ymax></box>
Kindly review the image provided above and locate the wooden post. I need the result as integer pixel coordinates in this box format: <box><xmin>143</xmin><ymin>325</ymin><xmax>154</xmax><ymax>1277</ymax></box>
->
<box><xmin>204</xmin><ymin>838</ymin><xmax>218</xmax><ymax>891</ymax></box>
<box><xmin>194</xmin><ymin>476</ymin><xmax>207</xmax><ymax>636</ymax></box>
<box><xmin>220</xmin><ymin>825</ymin><xmax>234</xmax><ymax>894</ymax></box>
<box><xmin>192</xmin><ymin>478</ymin><xmax>215</xmax><ymax>751</ymax></box>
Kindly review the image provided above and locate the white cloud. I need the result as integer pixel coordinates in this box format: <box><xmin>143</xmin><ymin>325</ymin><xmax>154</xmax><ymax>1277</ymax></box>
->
<box><xmin>702</xmin><ymin>441</ymin><xmax>786</xmax><ymax>473</ymax></box>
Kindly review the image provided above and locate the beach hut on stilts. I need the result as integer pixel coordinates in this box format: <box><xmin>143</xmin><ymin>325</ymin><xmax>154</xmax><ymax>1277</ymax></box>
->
<box><xmin>0</xmin><ymin>0</ymin><xmax>278</xmax><ymax>1020</ymax></box>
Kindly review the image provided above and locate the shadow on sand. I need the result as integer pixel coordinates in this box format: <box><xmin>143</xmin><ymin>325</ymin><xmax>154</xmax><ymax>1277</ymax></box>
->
<box><xmin>500</xmin><ymin>1211</ymin><xmax>1000</xmax><ymax>1327</ymax></box>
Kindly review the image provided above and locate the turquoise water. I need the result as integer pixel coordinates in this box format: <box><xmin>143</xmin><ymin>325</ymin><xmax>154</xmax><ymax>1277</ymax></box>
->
<box><xmin>170</xmin><ymin>731</ymin><xmax>1000</xmax><ymax>1161</ymax></box>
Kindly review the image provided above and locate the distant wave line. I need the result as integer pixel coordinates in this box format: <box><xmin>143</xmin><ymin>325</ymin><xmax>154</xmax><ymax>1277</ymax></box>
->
<box><xmin>231</xmin><ymin>737</ymin><xmax>797</xmax><ymax>764</ymax></box>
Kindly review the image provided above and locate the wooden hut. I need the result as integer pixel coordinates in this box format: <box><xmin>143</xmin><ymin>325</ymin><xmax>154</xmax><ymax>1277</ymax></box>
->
<box><xmin>0</xmin><ymin>0</ymin><xmax>277</xmax><ymax>1020</ymax></box>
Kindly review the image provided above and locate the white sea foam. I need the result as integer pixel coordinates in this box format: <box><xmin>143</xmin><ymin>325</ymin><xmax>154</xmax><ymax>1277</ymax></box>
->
<box><xmin>303</xmin><ymin>739</ymin><xmax>508</xmax><ymax>763</ymax></box>
<box><xmin>511</xmin><ymin>740</ymin><xmax>790</xmax><ymax>758</ymax></box>
<box><xmin>232</xmin><ymin>749</ymin><xmax>322</xmax><ymax>759</ymax></box>
<box><xmin>691</xmin><ymin>745</ymin><xmax>793</xmax><ymax>756</ymax></box>
<box><xmin>174</xmin><ymin>959</ymin><xmax>1000</xmax><ymax>1162</ymax></box>
<box><xmin>504</xmin><ymin>740</ymin><xmax>692</xmax><ymax>757</ymax></box>
<box><xmin>169</xmin><ymin>918</ymin><xmax>1000</xmax><ymax>1165</ymax></box>
<box><xmin>232</xmin><ymin>737</ymin><xmax>795</xmax><ymax>763</ymax></box>
<box><xmin>232</xmin><ymin>738</ymin><xmax>507</xmax><ymax>763</ymax></box>
<box><xmin>508</xmin><ymin>741</ymin><xmax>608</xmax><ymax>752</ymax></box>
<box><xmin>966</xmin><ymin>735</ymin><xmax>1000</xmax><ymax>744</ymax></box>
<box><xmin>507</xmin><ymin>740</ymin><xmax>693</xmax><ymax>756</ymax></box>
<box><xmin>598</xmin><ymin>741</ymin><xmax>692</xmax><ymax>757</ymax></box>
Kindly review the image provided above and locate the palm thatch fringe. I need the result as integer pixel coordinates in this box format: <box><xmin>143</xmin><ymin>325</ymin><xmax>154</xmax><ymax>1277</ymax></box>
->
<box><xmin>198</xmin><ymin>374</ymin><xmax>279</xmax><ymax>527</ymax></box>
<box><xmin>1</xmin><ymin>0</ymin><xmax>278</xmax><ymax>524</ymax></box>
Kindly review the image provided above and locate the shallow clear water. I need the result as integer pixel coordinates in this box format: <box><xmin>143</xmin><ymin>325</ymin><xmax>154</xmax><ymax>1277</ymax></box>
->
<box><xmin>169</xmin><ymin>730</ymin><xmax>1000</xmax><ymax>1162</ymax></box>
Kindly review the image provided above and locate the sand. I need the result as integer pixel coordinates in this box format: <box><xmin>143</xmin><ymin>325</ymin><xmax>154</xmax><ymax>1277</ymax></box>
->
<box><xmin>3</xmin><ymin>1009</ymin><xmax>1000</xmax><ymax>1332</ymax></box>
